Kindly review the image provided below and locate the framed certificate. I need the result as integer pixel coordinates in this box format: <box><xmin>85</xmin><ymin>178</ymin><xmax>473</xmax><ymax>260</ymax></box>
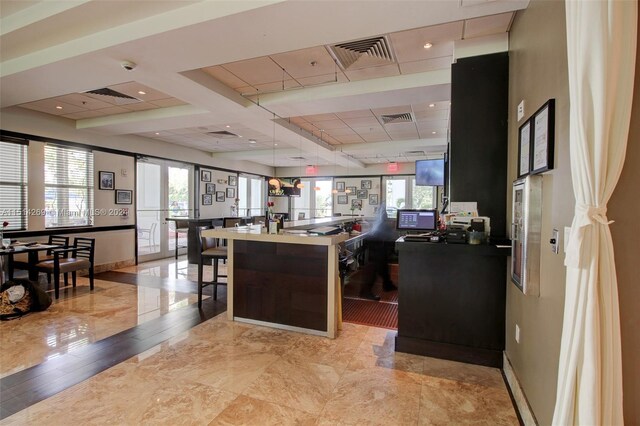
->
<box><xmin>518</xmin><ymin>120</ymin><xmax>532</xmax><ymax>177</ymax></box>
<box><xmin>531</xmin><ymin>99</ymin><xmax>555</xmax><ymax>174</ymax></box>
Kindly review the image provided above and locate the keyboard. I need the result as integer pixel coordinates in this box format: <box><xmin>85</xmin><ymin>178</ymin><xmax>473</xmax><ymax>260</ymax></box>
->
<box><xmin>403</xmin><ymin>234</ymin><xmax>439</xmax><ymax>242</ymax></box>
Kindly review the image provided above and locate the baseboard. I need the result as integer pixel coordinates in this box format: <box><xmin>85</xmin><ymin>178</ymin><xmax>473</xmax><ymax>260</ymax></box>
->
<box><xmin>502</xmin><ymin>352</ymin><xmax>538</xmax><ymax>426</ymax></box>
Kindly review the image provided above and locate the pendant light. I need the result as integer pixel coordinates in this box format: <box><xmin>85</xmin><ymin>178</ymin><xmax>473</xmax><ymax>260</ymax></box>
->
<box><xmin>268</xmin><ymin>113</ymin><xmax>279</xmax><ymax>187</ymax></box>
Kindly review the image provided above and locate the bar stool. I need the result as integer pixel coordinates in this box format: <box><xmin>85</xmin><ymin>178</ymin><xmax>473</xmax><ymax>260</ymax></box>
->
<box><xmin>197</xmin><ymin>226</ymin><xmax>228</xmax><ymax>307</ymax></box>
<box><xmin>174</xmin><ymin>219</ymin><xmax>189</xmax><ymax>259</ymax></box>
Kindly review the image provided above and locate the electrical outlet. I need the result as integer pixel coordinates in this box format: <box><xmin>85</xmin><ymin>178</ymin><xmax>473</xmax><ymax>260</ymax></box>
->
<box><xmin>517</xmin><ymin>100</ymin><xmax>525</xmax><ymax>121</ymax></box>
<box><xmin>515</xmin><ymin>324</ymin><xmax>521</xmax><ymax>343</ymax></box>
<box><xmin>551</xmin><ymin>228</ymin><xmax>559</xmax><ymax>254</ymax></box>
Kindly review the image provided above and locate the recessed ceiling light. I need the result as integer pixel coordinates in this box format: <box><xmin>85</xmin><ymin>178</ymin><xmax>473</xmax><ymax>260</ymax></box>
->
<box><xmin>155</xmin><ymin>132</ymin><xmax>160</xmax><ymax>135</ymax></box>
<box><xmin>274</xmin><ymin>143</ymin><xmax>278</xmax><ymax>146</ymax></box>
<box><xmin>238</xmin><ymin>135</ymin><xmax>243</xmax><ymax>138</ymax></box>
<box><xmin>138</xmin><ymin>91</ymin><xmax>146</xmax><ymax>95</ymax></box>
<box><xmin>432</xmin><ymin>131</ymin><xmax>437</xmax><ymax>134</ymax></box>
<box><xmin>423</xmin><ymin>42</ymin><xmax>433</xmax><ymax>49</ymax></box>
<box><xmin>428</xmin><ymin>103</ymin><xmax>435</xmax><ymax>108</ymax></box>
<box><xmin>225</xmin><ymin>125</ymin><xmax>230</xmax><ymax>128</ymax></box>
<box><xmin>249</xmin><ymin>139</ymin><xmax>256</xmax><ymax>144</ymax></box>
<box><xmin>55</xmin><ymin>106</ymin><xmax>63</xmax><ymax>109</ymax></box>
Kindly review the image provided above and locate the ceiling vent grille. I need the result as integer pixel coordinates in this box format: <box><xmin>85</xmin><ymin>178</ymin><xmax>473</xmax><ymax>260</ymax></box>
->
<box><xmin>327</xmin><ymin>35</ymin><xmax>396</xmax><ymax>70</ymax></box>
<box><xmin>381</xmin><ymin>112</ymin><xmax>414</xmax><ymax>124</ymax></box>
<box><xmin>404</xmin><ymin>150</ymin><xmax>426</xmax><ymax>157</ymax></box>
<box><xmin>207</xmin><ymin>131</ymin><xmax>238</xmax><ymax>138</ymax></box>
<box><xmin>82</xmin><ymin>88</ymin><xmax>141</xmax><ymax>105</ymax></box>
<box><xmin>290</xmin><ymin>156</ymin><xmax>307</xmax><ymax>160</ymax></box>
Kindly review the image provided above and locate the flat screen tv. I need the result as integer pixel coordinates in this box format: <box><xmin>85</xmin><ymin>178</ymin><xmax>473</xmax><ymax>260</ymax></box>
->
<box><xmin>396</xmin><ymin>209</ymin><xmax>438</xmax><ymax>232</ymax></box>
<box><xmin>415</xmin><ymin>159</ymin><xmax>445</xmax><ymax>186</ymax></box>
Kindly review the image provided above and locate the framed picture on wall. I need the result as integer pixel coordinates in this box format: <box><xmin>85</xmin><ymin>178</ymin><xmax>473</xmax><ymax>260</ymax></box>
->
<box><xmin>531</xmin><ymin>99</ymin><xmax>555</xmax><ymax>174</ymax></box>
<box><xmin>337</xmin><ymin>195</ymin><xmax>348</xmax><ymax>204</ymax></box>
<box><xmin>115</xmin><ymin>189</ymin><xmax>132</xmax><ymax>204</ymax></box>
<box><xmin>216</xmin><ymin>191</ymin><xmax>225</xmax><ymax>202</ymax></box>
<box><xmin>361</xmin><ymin>180</ymin><xmax>372</xmax><ymax>189</ymax></box>
<box><xmin>226</xmin><ymin>187</ymin><xmax>235</xmax><ymax>198</ymax></box>
<box><xmin>518</xmin><ymin>119</ymin><xmax>532</xmax><ymax>177</ymax></box>
<box><xmin>201</xmin><ymin>170</ymin><xmax>211</xmax><ymax>182</ymax></box>
<box><xmin>356</xmin><ymin>189</ymin><xmax>368</xmax><ymax>199</ymax></box>
<box><xmin>202</xmin><ymin>194</ymin><xmax>213</xmax><ymax>205</ymax></box>
<box><xmin>99</xmin><ymin>171</ymin><xmax>115</xmax><ymax>190</ymax></box>
<box><xmin>228</xmin><ymin>175</ymin><xmax>237</xmax><ymax>186</ymax></box>
<box><xmin>351</xmin><ymin>199</ymin><xmax>363</xmax><ymax>210</ymax></box>
<box><xmin>205</xmin><ymin>183</ymin><xmax>215</xmax><ymax>194</ymax></box>
<box><xmin>369</xmin><ymin>194</ymin><xmax>379</xmax><ymax>205</ymax></box>
<box><xmin>346</xmin><ymin>186</ymin><xmax>357</xmax><ymax>195</ymax></box>
<box><xmin>335</xmin><ymin>181</ymin><xmax>345</xmax><ymax>192</ymax></box>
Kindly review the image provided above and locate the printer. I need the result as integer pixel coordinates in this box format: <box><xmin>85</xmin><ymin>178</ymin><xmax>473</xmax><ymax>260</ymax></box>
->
<box><xmin>450</xmin><ymin>216</ymin><xmax>491</xmax><ymax>237</ymax></box>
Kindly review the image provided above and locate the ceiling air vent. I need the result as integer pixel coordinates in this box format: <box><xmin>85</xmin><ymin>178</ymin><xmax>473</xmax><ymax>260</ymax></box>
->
<box><xmin>327</xmin><ymin>35</ymin><xmax>396</xmax><ymax>70</ymax></box>
<box><xmin>404</xmin><ymin>150</ymin><xmax>426</xmax><ymax>157</ymax></box>
<box><xmin>82</xmin><ymin>88</ymin><xmax>141</xmax><ymax>105</ymax></box>
<box><xmin>207</xmin><ymin>131</ymin><xmax>238</xmax><ymax>138</ymax></box>
<box><xmin>381</xmin><ymin>112</ymin><xmax>414</xmax><ymax>124</ymax></box>
<box><xmin>290</xmin><ymin>156</ymin><xmax>307</xmax><ymax>161</ymax></box>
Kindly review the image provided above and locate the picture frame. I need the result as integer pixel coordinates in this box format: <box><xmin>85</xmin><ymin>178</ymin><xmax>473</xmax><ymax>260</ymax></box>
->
<box><xmin>205</xmin><ymin>183</ymin><xmax>216</xmax><ymax>194</ymax></box>
<box><xmin>201</xmin><ymin>169</ymin><xmax>211</xmax><ymax>182</ymax></box>
<box><xmin>226</xmin><ymin>187</ymin><xmax>235</xmax><ymax>198</ymax></box>
<box><xmin>361</xmin><ymin>180</ymin><xmax>372</xmax><ymax>190</ymax></box>
<box><xmin>369</xmin><ymin>193</ymin><xmax>379</xmax><ymax>205</ymax></box>
<box><xmin>337</xmin><ymin>195</ymin><xmax>348</xmax><ymax>204</ymax></box>
<box><xmin>518</xmin><ymin>119</ymin><xmax>532</xmax><ymax>177</ymax></box>
<box><xmin>351</xmin><ymin>199</ymin><xmax>363</xmax><ymax>210</ymax></box>
<box><xmin>202</xmin><ymin>194</ymin><xmax>213</xmax><ymax>205</ymax></box>
<box><xmin>335</xmin><ymin>181</ymin><xmax>345</xmax><ymax>192</ymax></box>
<box><xmin>531</xmin><ymin>99</ymin><xmax>555</xmax><ymax>174</ymax></box>
<box><xmin>115</xmin><ymin>189</ymin><xmax>132</xmax><ymax>204</ymax></box>
<box><xmin>346</xmin><ymin>186</ymin><xmax>357</xmax><ymax>195</ymax></box>
<box><xmin>216</xmin><ymin>191</ymin><xmax>225</xmax><ymax>202</ymax></box>
<box><xmin>356</xmin><ymin>189</ymin><xmax>368</xmax><ymax>199</ymax></box>
<box><xmin>228</xmin><ymin>175</ymin><xmax>237</xmax><ymax>186</ymax></box>
<box><xmin>99</xmin><ymin>171</ymin><xmax>115</xmax><ymax>190</ymax></box>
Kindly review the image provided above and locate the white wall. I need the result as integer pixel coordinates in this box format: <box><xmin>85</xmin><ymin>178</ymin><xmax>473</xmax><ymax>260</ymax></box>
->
<box><xmin>198</xmin><ymin>168</ymin><xmax>238</xmax><ymax>218</ymax></box>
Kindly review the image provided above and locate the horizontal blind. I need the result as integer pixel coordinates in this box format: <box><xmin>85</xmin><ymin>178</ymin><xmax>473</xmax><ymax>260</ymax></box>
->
<box><xmin>44</xmin><ymin>144</ymin><xmax>94</xmax><ymax>228</ymax></box>
<box><xmin>0</xmin><ymin>140</ymin><xmax>28</xmax><ymax>230</ymax></box>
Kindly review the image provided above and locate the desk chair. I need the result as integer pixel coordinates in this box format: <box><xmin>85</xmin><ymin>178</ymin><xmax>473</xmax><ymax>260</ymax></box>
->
<box><xmin>9</xmin><ymin>235</ymin><xmax>70</xmax><ymax>281</ymax></box>
<box><xmin>197</xmin><ymin>227</ymin><xmax>227</xmax><ymax>307</ymax></box>
<box><xmin>36</xmin><ymin>237</ymin><xmax>95</xmax><ymax>299</ymax></box>
<box><xmin>297</xmin><ymin>212</ymin><xmax>305</xmax><ymax>220</ymax></box>
<box><xmin>173</xmin><ymin>219</ymin><xmax>189</xmax><ymax>259</ymax></box>
<box><xmin>251</xmin><ymin>216</ymin><xmax>266</xmax><ymax>226</ymax></box>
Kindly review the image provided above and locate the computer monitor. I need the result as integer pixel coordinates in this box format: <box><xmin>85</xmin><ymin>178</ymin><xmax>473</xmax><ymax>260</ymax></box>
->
<box><xmin>396</xmin><ymin>209</ymin><xmax>438</xmax><ymax>232</ymax></box>
<box><xmin>415</xmin><ymin>159</ymin><xmax>445</xmax><ymax>186</ymax></box>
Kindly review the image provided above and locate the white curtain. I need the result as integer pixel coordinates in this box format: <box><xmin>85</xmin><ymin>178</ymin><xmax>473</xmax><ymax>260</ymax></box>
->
<box><xmin>554</xmin><ymin>1</ymin><xmax>637</xmax><ymax>425</ymax></box>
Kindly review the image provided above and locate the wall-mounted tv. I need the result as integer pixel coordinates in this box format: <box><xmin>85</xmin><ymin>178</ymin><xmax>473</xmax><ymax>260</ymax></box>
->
<box><xmin>415</xmin><ymin>159</ymin><xmax>445</xmax><ymax>186</ymax></box>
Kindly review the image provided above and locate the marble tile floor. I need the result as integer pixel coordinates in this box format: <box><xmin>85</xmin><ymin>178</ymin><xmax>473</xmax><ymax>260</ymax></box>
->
<box><xmin>1</xmin><ymin>257</ymin><xmax>520</xmax><ymax>425</ymax></box>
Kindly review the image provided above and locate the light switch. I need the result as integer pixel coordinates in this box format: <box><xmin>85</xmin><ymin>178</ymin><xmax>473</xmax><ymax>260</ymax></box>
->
<box><xmin>517</xmin><ymin>100</ymin><xmax>525</xmax><ymax>121</ymax></box>
<box><xmin>550</xmin><ymin>228</ymin><xmax>559</xmax><ymax>254</ymax></box>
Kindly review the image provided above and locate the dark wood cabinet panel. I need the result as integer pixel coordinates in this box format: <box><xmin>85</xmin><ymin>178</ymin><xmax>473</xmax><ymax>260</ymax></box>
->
<box><xmin>233</xmin><ymin>240</ymin><xmax>328</xmax><ymax>331</ymax></box>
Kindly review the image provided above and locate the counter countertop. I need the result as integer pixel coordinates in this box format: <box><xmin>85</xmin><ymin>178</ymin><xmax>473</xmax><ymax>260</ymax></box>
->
<box><xmin>202</xmin><ymin>225</ymin><xmax>350</xmax><ymax>246</ymax></box>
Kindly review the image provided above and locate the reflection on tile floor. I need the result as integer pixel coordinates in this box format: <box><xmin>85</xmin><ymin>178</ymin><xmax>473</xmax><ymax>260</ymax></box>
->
<box><xmin>1</xmin><ymin>257</ymin><xmax>518</xmax><ymax>425</ymax></box>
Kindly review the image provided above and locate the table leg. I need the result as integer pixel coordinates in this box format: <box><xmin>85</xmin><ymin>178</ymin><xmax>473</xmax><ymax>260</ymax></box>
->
<box><xmin>28</xmin><ymin>251</ymin><xmax>39</xmax><ymax>281</ymax></box>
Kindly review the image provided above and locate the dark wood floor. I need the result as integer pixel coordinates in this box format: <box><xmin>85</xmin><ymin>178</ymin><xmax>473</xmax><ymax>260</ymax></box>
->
<box><xmin>0</xmin><ymin>271</ymin><xmax>227</xmax><ymax>420</ymax></box>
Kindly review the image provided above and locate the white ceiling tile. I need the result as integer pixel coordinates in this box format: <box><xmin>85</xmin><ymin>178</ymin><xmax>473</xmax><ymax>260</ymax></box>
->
<box><xmin>202</xmin><ymin>65</ymin><xmax>249</xmax><ymax>89</ymax></box>
<box><xmin>416</xmin><ymin>120</ymin><xmax>450</xmax><ymax>131</ymax></box>
<box><xmin>108</xmin><ymin>82</ymin><xmax>170</xmax><ymax>101</ymax></box>
<box><xmin>360</xmin><ymin>133</ymin><xmax>391</xmax><ymax>142</ymax></box>
<box><xmin>56</xmin><ymin>93</ymin><xmax>113</xmax><ymax>110</ymax></box>
<box><xmin>326</xmin><ymin>127</ymin><xmax>357</xmax><ymax>136</ymax></box>
<box><xmin>414</xmin><ymin>109</ymin><xmax>450</xmax><ymax>121</ymax></box>
<box><xmin>61</xmin><ymin>110</ymin><xmax>110</xmax><ymax>120</ymax></box>
<box><xmin>371</xmin><ymin>105</ymin><xmax>412</xmax><ymax>116</ymax></box>
<box><xmin>253</xmin><ymin>80</ymin><xmax>301</xmax><ymax>93</ymax></box>
<box><xmin>222</xmin><ymin>56</ymin><xmax>289</xmax><ymax>85</ymax></box>
<box><xmin>383</xmin><ymin>122</ymin><xmax>417</xmax><ymax>132</ymax></box>
<box><xmin>150</xmin><ymin>98</ymin><xmax>187</xmax><ymax>108</ymax></box>
<box><xmin>334</xmin><ymin>134</ymin><xmax>365</xmax><ymax>144</ymax></box>
<box><xmin>464</xmin><ymin>12</ymin><xmax>514</xmax><ymax>39</ymax></box>
<box><xmin>399</xmin><ymin>56</ymin><xmax>452</xmax><ymax>74</ymax></box>
<box><xmin>343</xmin><ymin>64</ymin><xmax>400</xmax><ymax>81</ymax></box>
<box><xmin>335</xmin><ymin>109</ymin><xmax>374</xmax><ymax>119</ymax></box>
<box><xmin>296</xmin><ymin>72</ymin><xmax>349</xmax><ymax>87</ymax></box>
<box><xmin>350</xmin><ymin>125</ymin><xmax>385</xmax><ymax>134</ymax></box>
<box><xmin>390</xmin><ymin>22</ymin><xmax>463</xmax><ymax>62</ymax></box>
<box><xmin>270</xmin><ymin>46</ymin><xmax>337</xmax><ymax>79</ymax></box>
<box><xmin>121</xmin><ymin>103</ymin><xmax>158</xmax><ymax>112</ymax></box>
<box><xmin>341</xmin><ymin>116</ymin><xmax>381</xmax><ymax>127</ymax></box>
<box><xmin>304</xmin><ymin>113</ymin><xmax>338</xmax><ymax>122</ymax></box>
<box><xmin>20</xmin><ymin>98</ymin><xmax>85</xmax><ymax>115</ymax></box>
<box><xmin>311</xmin><ymin>119</ymin><xmax>348</xmax><ymax>130</ymax></box>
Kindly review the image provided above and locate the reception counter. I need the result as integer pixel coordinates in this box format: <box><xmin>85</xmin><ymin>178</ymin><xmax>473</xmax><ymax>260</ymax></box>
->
<box><xmin>202</xmin><ymin>218</ymin><xmax>355</xmax><ymax>338</ymax></box>
<box><xmin>395</xmin><ymin>239</ymin><xmax>511</xmax><ymax>367</ymax></box>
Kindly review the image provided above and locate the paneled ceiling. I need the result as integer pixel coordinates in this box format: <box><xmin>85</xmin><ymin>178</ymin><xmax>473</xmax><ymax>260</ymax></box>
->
<box><xmin>1</xmin><ymin>0</ymin><xmax>527</xmax><ymax>169</ymax></box>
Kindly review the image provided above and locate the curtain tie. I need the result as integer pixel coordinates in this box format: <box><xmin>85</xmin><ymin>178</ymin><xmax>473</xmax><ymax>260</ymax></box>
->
<box><xmin>574</xmin><ymin>203</ymin><xmax>614</xmax><ymax>228</ymax></box>
<box><xmin>565</xmin><ymin>203</ymin><xmax>613</xmax><ymax>268</ymax></box>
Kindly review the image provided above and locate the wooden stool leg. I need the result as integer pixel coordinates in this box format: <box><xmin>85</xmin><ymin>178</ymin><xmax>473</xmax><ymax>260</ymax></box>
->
<box><xmin>197</xmin><ymin>257</ymin><xmax>204</xmax><ymax>308</ymax></box>
<box><xmin>213</xmin><ymin>259</ymin><xmax>219</xmax><ymax>301</ymax></box>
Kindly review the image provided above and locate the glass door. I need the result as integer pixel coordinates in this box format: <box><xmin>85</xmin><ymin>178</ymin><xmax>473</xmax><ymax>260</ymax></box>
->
<box><xmin>137</xmin><ymin>158</ymin><xmax>193</xmax><ymax>262</ymax></box>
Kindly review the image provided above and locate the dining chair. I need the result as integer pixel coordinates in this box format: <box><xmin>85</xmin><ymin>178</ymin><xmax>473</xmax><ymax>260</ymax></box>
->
<box><xmin>137</xmin><ymin>222</ymin><xmax>157</xmax><ymax>251</ymax></box>
<box><xmin>36</xmin><ymin>237</ymin><xmax>95</xmax><ymax>299</ymax></box>
<box><xmin>8</xmin><ymin>235</ymin><xmax>70</xmax><ymax>281</ymax></box>
<box><xmin>173</xmin><ymin>219</ymin><xmax>189</xmax><ymax>259</ymax></box>
<box><xmin>197</xmin><ymin>227</ymin><xmax>227</xmax><ymax>307</ymax></box>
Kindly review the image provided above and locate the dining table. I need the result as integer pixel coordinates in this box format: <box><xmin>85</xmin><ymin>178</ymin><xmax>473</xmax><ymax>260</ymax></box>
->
<box><xmin>0</xmin><ymin>242</ymin><xmax>63</xmax><ymax>284</ymax></box>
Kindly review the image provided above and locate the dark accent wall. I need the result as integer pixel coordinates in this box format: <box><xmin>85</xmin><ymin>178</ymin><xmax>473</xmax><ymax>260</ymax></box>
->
<box><xmin>450</xmin><ymin>52</ymin><xmax>509</xmax><ymax>238</ymax></box>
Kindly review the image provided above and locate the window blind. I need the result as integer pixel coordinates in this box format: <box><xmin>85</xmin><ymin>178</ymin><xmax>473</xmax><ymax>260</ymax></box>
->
<box><xmin>44</xmin><ymin>144</ymin><xmax>94</xmax><ymax>228</ymax></box>
<box><xmin>0</xmin><ymin>139</ymin><xmax>28</xmax><ymax>231</ymax></box>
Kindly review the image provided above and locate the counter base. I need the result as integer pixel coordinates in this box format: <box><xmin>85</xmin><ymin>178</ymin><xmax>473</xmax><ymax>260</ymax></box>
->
<box><xmin>395</xmin><ymin>335</ymin><xmax>503</xmax><ymax>368</ymax></box>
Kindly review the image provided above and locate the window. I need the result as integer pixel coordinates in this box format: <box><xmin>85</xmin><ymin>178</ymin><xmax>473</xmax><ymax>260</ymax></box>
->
<box><xmin>383</xmin><ymin>176</ymin><xmax>438</xmax><ymax>218</ymax></box>
<box><xmin>0</xmin><ymin>139</ymin><xmax>28</xmax><ymax>230</ymax></box>
<box><xmin>292</xmin><ymin>179</ymin><xmax>332</xmax><ymax>218</ymax></box>
<box><xmin>44</xmin><ymin>144</ymin><xmax>94</xmax><ymax>228</ymax></box>
<box><xmin>238</xmin><ymin>175</ymin><xmax>265</xmax><ymax>217</ymax></box>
